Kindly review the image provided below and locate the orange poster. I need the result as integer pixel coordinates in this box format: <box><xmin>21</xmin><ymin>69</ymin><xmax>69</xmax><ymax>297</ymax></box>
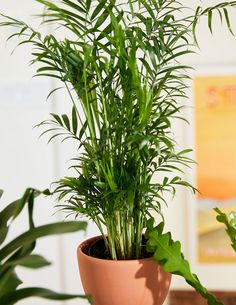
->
<box><xmin>195</xmin><ymin>75</ymin><xmax>236</xmax><ymax>263</ymax></box>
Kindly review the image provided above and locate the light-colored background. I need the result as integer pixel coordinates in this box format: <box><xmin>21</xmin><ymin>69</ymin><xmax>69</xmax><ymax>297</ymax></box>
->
<box><xmin>0</xmin><ymin>1</ymin><xmax>236</xmax><ymax>305</ymax></box>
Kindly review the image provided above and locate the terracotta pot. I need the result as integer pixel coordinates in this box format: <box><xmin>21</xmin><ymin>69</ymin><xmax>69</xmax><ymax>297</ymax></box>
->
<box><xmin>77</xmin><ymin>235</ymin><xmax>171</xmax><ymax>305</ymax></box>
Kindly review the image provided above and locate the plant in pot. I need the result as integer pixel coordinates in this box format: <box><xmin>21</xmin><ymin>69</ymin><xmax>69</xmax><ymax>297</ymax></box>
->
<box><xmin>1</xmin><ymin>1</ymin><xmax>236</xmax><ymax>305</ymax></box>
<box><xmin>0</xmin><ymin>188</ymin><xmax>89</xmax><ymax>305</ymax></box>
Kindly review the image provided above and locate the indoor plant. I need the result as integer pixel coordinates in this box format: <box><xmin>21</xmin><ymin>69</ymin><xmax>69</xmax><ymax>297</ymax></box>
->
<box><xmin>0</xmin><ymin>188</ymin><xmax>89</xmax><ymax>305</ymax></box>
<box><xmin>1</xmin><ymin>1</ymin><xmax>236</xmax><ymax>305</ymax></box>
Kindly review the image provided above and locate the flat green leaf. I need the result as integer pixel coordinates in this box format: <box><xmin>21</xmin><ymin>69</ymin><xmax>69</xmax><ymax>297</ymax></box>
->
<box><xmin>46</xmin><ymin>87</ymin><xmax>63</xmax><ymax>100</ymax></box>
<box><xmin>61</xmin><ymin>0</ymin><xmax>86</xmax><ymax>14</ymax></box>
<box><xmin>0</xmin><ymin>202</ymin><xmax>17</xmax><ymax>245</ymax></box>
<box><xmin>79</xmin><ymin>120</ymin><xmax>88</xmax><ymax>140</ymax></box>
<box><xmin>34</xmin><ymin>73</ymin><xmax>62</xmax><ymax>80</ymax></box>
<box><xmin>62</xmin><ymin>114</ymin><xmax>71</xmax><ymax>131</ymax></box>
<box><xmin>13</xmin><ymin>188</ymin><xmax>40</xmax><ymax>220</ymax></box>
<box><xmin>0</xmin><ymin>270</ymin><xmax>22</xmax><ymax>296</ymax></box>
<box><xmin>0</xmin><ymin>227</ymin><xmax>9</xmax><ymax>246</ymax></box>
<box><xmin>94</xmin><ymin>9</ymin><xmax>109</xmax><ymax>30</ymax></box>
<box><xmin>223</xmin><ymin>8</ymin><xmax>234</xmax><ymax>34</ymax></box>
<box><xmin>0</xmin><ymin>221</ymin><xmax>87</xmax><ymax>261</ymax></box>
<box><xmin>208</xmin><ymin>10</ymin><xmax>213</xmax><ymax>33</ymax></box>
<box><xmin>0</xmin><ymin>287</ymin><xmax>91</xmax><ymax>305</ymax></box>
<box><xmin>72</xmin><ymin>106</ymin><xmax>78</xmax><ymax>135</ymax></box>
<box><xmin>5</xmin><ymin>254</ymin><xmax>51</xmax><ymax>269</ymax></box>
<box><xmin>50</xmin><ymin>113</ymin><xmax>63</xmax><ymax>126</ymax></box>
<box><xmin>86</xmin><ymin>0</ymin><xmax>92</xmax><ymax>11</ymax></box>
<box><xmin>91</xmin><ymin>0</ymin><xmax>106</xmax><ymax>20</ymax></box>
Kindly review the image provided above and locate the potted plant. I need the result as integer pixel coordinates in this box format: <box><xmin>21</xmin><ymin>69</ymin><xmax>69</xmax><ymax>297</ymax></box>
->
<box><xmin>0</xmin><ymin>188</ymin><xmax>89</xmax><ymax>304</ymax></box>
<box><xmin>1</xmin><ymin>1</ymin><xmax>236</xmax><ymax>305</ymax></box>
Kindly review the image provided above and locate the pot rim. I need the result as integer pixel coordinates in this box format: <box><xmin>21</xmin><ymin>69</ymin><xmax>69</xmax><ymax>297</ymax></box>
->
<box><xmin>77</xmin><ymin>235</ymin><xmax>155</xmax><ymax>265</ymax></box>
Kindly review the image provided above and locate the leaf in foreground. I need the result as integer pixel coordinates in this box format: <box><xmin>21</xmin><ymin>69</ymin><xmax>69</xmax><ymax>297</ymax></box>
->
<box><xmin>0</xmin><ymin>221</ymin><xmax>87</xmax><ymax>261</ymax></box>
<box><xmin>0</xmin><ymin>287</ymin><xmax>91</xmax><ymax>305</ymax></box>
<box><xmin>147</xmin><ymin>223</ymin><xmax>223</xmax><ymax>305</ymax></box>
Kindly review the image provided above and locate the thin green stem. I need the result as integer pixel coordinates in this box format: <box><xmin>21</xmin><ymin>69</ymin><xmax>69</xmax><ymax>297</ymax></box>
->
<box><xmin>107</xmin><ymin>220</ymin><xmax>117</xmax><ymax>260</ymax></box>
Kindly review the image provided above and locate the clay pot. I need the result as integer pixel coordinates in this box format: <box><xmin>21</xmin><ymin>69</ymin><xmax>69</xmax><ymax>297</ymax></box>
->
<box><xmin>77</xmin><ymin>235</ymin><xmax>171</xmax><ymax>305</ymax></box>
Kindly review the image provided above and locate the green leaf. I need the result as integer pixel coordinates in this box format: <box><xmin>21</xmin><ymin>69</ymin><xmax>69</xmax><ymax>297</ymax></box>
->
<box><xmin>0</xmin><ymin>227</ymin><xmax>8</xmax><ymax>246</ymax></box>
<box><xmin>208</xmin><ymin>10</ymin><xmax>213</xmax><ymax>33</ymax></box>
<box><xmin>72</xmin><ymin>106</ymin><xmax>78</xmax><ymax>135</ymax></box>
<box><xmin>0</xmin><ymin>202</ymin><xmax>17</xmax><ymax>245</ymax></box>
<box><xmin>147</xmin><ymin>224</ymin><xmax>223</xmax><ymax>305</ymax></box>
<box><xmin>61</xmin><ymin>0</ymin><xmax>86</xmax><ymax>14</ymax></box>
<box><xmin>0</xmin><ymin>270</ymin><xmax>22</xmax><ymax>296</ymax></box>
<box><xmin>0</xmin><ymin>221</ymin><xmax>87</xmax><ymax>261</ymax></box>
<box><xmin>5</xmin><ymin>254</ymin><xmax>51</xmax><ymax>269</ymax></box>
<box><xmin>223</xmin><ymin>8</ymin><xmax>233</xmax><ymax>35</ymax></box>
<box><xmin>62</xmin><ymin>114</ymin><xmax>71</xmax><ymax>131</ymax></box>
<box><xmin>79</xmin><ymin>120</ymin><xmax>88</xmax><ymax>140</ymax></box>
<box><xmin>94</xmin><ymin>9</ymin><xmax>109</xmax><ymax>30</ymax></box>
<box><xmin>46</xmin><ymin>87</ymin><xmax>63</xmax><ymax>100</ymax></box>
<box><xmin>86</xmin><ymin>0</ymin><xmax>92</xmax><ymax>11</ymax></box>
<box><xmin>91</xmin><ymin>0</ymin><xmax>106</xmax><ymax>20</ymax></box>
<box><xmin>0</xmin><ymin>287</ymin><xmax>91</xmax><ymax>305</ymax></box>
<box><xmin>215</xmin><ymin>208</ymin><xmax>236</xmax><ymax>251</ymax></box>
<box><xmin>50</xmin><ymin>113</ymin><xmax>63</xmax><ymax>126</ymax></box>
<box><xmin>13</xmin><ymin>188</ymin><xmax>40</xmax><ymax>220</ymax></box>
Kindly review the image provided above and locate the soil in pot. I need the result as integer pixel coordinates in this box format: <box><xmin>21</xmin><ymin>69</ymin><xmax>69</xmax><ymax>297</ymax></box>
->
<box><xmin>88</xmin><ymin>236</ymin><xmax>153</xmax><ymax>260</ymax></box>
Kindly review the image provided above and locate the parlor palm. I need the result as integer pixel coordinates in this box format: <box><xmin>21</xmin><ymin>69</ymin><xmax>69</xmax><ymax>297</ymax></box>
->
<box><xmin>2</xmin><ymin>0</ymin><xmax>196</xmax><ymax>260</ymax></box>
<box><xmin>1</xmin><ymin>1</ymin><xmax>236</xmax><ymax>304</ymax></box>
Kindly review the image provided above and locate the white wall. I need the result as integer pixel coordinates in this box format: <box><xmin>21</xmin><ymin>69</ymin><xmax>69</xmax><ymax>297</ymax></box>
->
<box><xmin>1</xmin><ymin>2</ymin><xmax>236</xmax><ymax>305</ymax></box>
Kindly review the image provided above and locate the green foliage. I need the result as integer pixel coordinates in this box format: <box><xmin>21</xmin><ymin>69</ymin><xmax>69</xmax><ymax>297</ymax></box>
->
<box><xmin>146</xmin><ymin>218</ymin><xmax>223</xmax><ymax>305</ymax></box>
<box><xmin>1</xmin><ymin>0</ymin><xmax>235</xmax><ymax>261</ymax></box>
<box><xmin>193</xmin><ymin>2</ymin><xmax>236</xmax><ymax>38</ymax></box>
<box><xmin>1</xmin><ymin>0</ymin><xmax>236</xmax><ymax>301</ymax></box>
<box><xmin>1</xmin><ymin>0</ymin><xmax>203</xmax><ymax>260</ymax></box>
<box><xmin>215</xmin><ymin>208</ymin><xmax>236</xmax><ymax>252</ymax></box>
<box><xmin>0</xmin><ymin>188</ymin><xmax>89</xmax><ymax>305</ymax></box>
<box><xmin>0</xmin><ymin>288</ymin><xmax>89</xmax><ymax>305</ymax></box>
